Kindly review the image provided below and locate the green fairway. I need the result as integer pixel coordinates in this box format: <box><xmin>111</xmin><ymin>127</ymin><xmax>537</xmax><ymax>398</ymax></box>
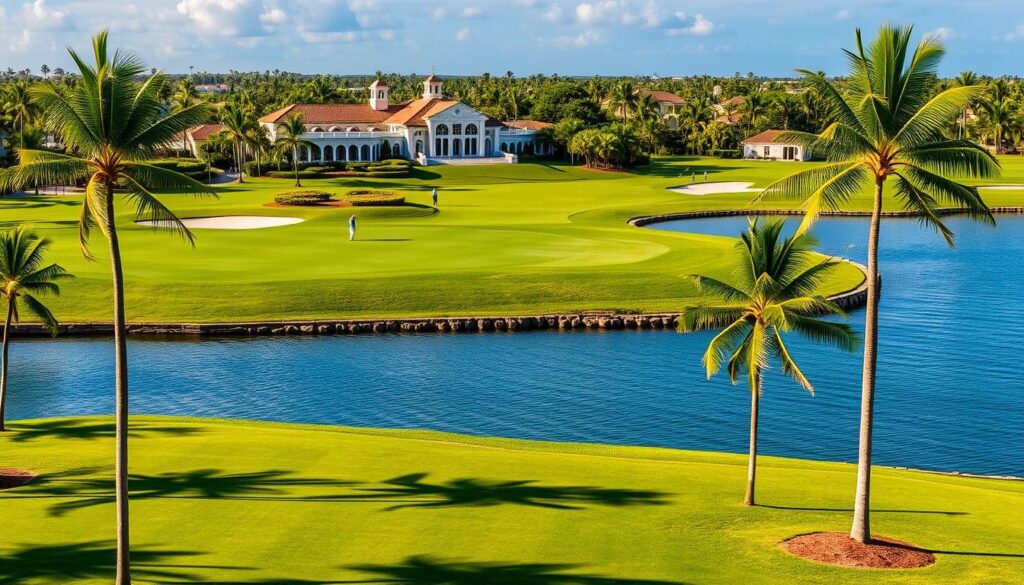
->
<box><xmin>1</xmin><ymin>417</ymin><xmax>1021</xmax><ymax>584</ymax></box>
<box><xmin>1</xmin><ymin>156</ymin><xmax>1022</xmax><ymax>322</ymax></box>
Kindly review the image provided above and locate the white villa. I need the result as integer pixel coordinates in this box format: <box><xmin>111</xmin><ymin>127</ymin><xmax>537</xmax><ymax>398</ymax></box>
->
<box><xmin>257</xmin><ymin>76</ymin><xmax>551</xmax><ymax>165</ymax></box>
<box><xmin>742</xmin><ymin>130</ymin><xmax>811</xmax><ymax>161</ymax></box>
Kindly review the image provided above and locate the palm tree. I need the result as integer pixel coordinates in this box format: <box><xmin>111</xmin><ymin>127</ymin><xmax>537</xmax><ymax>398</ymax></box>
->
<box><xmin>680</xmin><ymin>219</ymin><xmax>857</xmax><ymax>506</ymax></box>
<box><xmin>609</xmin><ymin>80</ymin><xmax>636</xmax><ymax>123</ymax></box>
<box><xmin>633</xmin><ymin>92</ymin><xmax>662</xmax><ymax>153</ymax></box>
<box><xmin>954</xmin><ymin>71</ymin><xmax>978</xmax><ymax>139</ymax></box>
<box><xmin>980</xmin><ymin>97</ymin><xmax>1014</xmax><ymax>154</ymax></box>
<box><xmin>741</xmin><ymin>90</ymin><xmax>768</xmax><ymax>137</ymax></box>
<box><xmin>274</xmin><ymin>113</ymin><xmax>313</xmax><ymax>187</ymax></box>
<box><xmin>0</xmin><ymin>31</ymin><xmax>213</xmax><ymax>584</ymax></box>
<box><xmin>170</xmin><ymin>83</ymin><xmax>198</xmax><ymax>156</ymax></box>
<box><xmin>5</xmin><ymin>80</ymin><xmax>36</xmax><ymax>149</ymax></box>
<box><xmin>221</xmin><ymin>103</ymin><xmax>255</xmax><ymax>183</ymax></box>
<box><xmin>759</xmin><ymin>25</ymin><xmax>999</xmax><ymax>543</ymax></box>
<box><xmin>0</xmin><ymin>227</ymin><xmax>72</xmax><ymax>432</ymax></box>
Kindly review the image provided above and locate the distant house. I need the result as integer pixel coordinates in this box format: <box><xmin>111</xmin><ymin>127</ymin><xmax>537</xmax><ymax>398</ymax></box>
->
<box><xmin>196</xmin><ymin>83</ymin><xmax>230</xmax><ymax>94</ymax></box>
<box><xmin>185</xmin><ymin>123</ymin><xmax>226</xmax><ymax>157</ymax></box>
<box><xmin>603</xmin><ymin>89</ymin><xmax>686</xmax><ymax>128</ymax></box>
<box><xmin>742</xmin><ymin>130</ymin><xmax>810</xmax><ymax>161</ymax></box>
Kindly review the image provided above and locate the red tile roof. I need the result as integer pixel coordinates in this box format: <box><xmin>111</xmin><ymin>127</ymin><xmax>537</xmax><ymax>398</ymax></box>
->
<box><xmin>258</xmin><ymin>104</ymin><xmax>399</xmax><ymax>125</ymax></box>
<box><xmin>187</xmin><ymin>123</ymin><xmax>226</xmax><ymax>141</ymax></box>
<box><xmin>503</xmin><ymin>120</ymin><xmax>552</xmax><ymax>130</ymax></box>
<box><xmin>714</xmin><ymin>113</ymin><xmax>742</xmax><ymax>125</ymax></box>
<box><xmin>383</xmin><ymin>98</ymin><xmax>458</xmax><ymax>127</ymax></box>
<box><xmin>742</xmin><ymin>130</ymin><xmax>793</xmax><ymax>144</ymax></box>
<box><xmin>640</xmin><ymin>90</ymin><xmax>686</xmax><ymax>105</ymax></box>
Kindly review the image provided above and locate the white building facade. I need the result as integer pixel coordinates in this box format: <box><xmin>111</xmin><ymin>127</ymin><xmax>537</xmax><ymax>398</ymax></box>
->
<box><xmin>259</xmin><ymin>76</ymin><xmax>550</xmax><ymax>165</ymax></box>
<box><xmin>741</xmin><ymin>130</ymin><xmax>811</xmax><ymax>161</ymax></box>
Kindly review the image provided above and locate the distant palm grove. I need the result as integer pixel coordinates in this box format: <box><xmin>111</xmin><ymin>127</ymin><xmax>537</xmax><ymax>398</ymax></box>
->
<box><xmin>3</xmin><ymin>65</ymin><xmax>1024</xmax><ymax>169</ymax></box>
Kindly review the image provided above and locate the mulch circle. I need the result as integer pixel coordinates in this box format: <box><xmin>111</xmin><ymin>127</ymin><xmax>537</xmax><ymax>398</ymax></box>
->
<box><xmin>0</xmin><ymin>468</ymin><xmax>36</xmax><ymax>490</ymax></box>
<box><xmin>781</xmin><ymin>532</ymin><xmax>936</xmax><ymax>569</ymax></box>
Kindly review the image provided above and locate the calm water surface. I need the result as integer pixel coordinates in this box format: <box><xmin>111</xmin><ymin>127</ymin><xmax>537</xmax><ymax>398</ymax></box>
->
<box><xmin>8</xmin><ymin>216</ymin><xmax>1024</xmax><ymax>476</ymax></box>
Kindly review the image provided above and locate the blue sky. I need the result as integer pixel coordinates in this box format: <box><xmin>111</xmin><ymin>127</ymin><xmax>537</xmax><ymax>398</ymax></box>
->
<box><xmin>0</xmin><ymin>0</ymin><xmax>1022</xmax><ymax>77</ymax></box>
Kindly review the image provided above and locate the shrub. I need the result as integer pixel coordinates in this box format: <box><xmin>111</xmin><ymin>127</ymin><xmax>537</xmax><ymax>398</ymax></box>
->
<box><xmin>274</xmin><ymin>190</ymin><xmax>335</xmax><ymax>206</ymax></box>
<box><xmin>710</xmin><ymin>149</ymin><xmax>741</xmax><ymax>159</ymax></box>
<box><xmin>340</xmin><ymin>190</ymin><xmax>405</xmax><ymax>206</ymax></box>
<box><xmin>267</xmin><ymin>170</ymin><xmax>327</xmax><ymax>179</ymax></box>
<box><xmin>143</xmin><ymin>158</ymin><xmax>211</xmax><ymax>179</ymax></box>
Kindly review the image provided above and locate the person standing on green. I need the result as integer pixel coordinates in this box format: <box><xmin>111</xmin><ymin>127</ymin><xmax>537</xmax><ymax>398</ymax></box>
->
<box><xmin>348</xmin><ymin>214</ymin><xmax>357</xmax><ymax>241</ymax></box>
<box><xmin>432</xmin><ymin>187</ymin><xmax>438</xmax><ymax>206</ymax></box>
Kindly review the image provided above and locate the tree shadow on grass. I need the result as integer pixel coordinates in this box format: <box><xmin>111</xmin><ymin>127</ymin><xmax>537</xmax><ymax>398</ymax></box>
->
<box><xmin>343</xmin><ymin>555</ymin><xmax>691</xmax><ymax>585</ymax></box>
<box><xmin>7</xmin><ymin>468</ymin><xmax>355</xmax><ymax>516</ymax></box>
<box><xmin>332</xmin><ymin>472</ymin><xmax>669</xmax><ymax>511</ymax></box>
<box><xmin>159</xmin><ymin>556</ymin><xmax>691</xmax><ymax>585</ymax></box>
<box><xmin>0</xmin><ymin>541</ymin><xmax>240</xmax><ymax>584</ymax></box>
<box><xmin>758</xmin><ymin>504</ymin><xmax>968</xmax><ymax>516</ymax></box>
<box><xmin>4</xmin><ymin>419</ymin><xmax>204</xmax><ymax>444</ymax></box>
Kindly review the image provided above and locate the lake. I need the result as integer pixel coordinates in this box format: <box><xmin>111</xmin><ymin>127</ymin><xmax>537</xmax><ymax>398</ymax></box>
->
<box><xmin>7</xmin><ymin>216</ymin><xmax>1023</xmax><ymax>477</ymax></box>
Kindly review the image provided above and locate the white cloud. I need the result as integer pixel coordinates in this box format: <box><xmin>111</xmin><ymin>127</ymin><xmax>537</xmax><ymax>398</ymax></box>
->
<box><xmin>21</xmin><ymin>0</ymin><xmax>68</xmax><ymax>30</ymax></box>
<box><xmin>431</xmin><ymin>7</ymin><xmax>446</xmax><ymax>20</ymax></box>
<box><xmin>576</xmin><ymin>1</ymin><xmax>629</xmax><ymax>26</ymax></box>
<box><xmin>461</xmin><ymin>6</ymin><xmax>484</xmax><ymax>19</ymax></box>
<box><xmin>176</xmin><ymin>0</ymin><xmax>268</xmax><ymax>37</ymax></box>
<box><xmin>541</xmin><ymin>3</ymin><xmax>563</xmax><ymax>23</ymax></box>
<box><xmin>511</xmin><ymin>0</ymin><xmax>539</xmax><ymax>6</ymax></box>
<box><xmin>8</xmin><ymin>29</ymin><xmax>32</xmax><ymax>51</ymax></box>
<box><xmin>260</xmin><ymin>8</ymin><xmax>287</xmax><ymax>24</ymax></box>
<box><xmin>927</xmin><ymin>27</ymin><xmax>955</xmax><ymax>41</ymax></box>
<box><xmin>1004</xmin><ymin>24</ymin><xmax>1024</xmax><ymax>42</ymax></box>
<box><xmin>668</xmin><ymin>14</ymin><xmax>713</xmax><ymax>36</ymax></box>
<box><xmin>835</xmin><ymin>9</ymin><xmax>852</xmax><ymax>21</ymax></box>
<box><xmin>455</xmin><ymin>27</ymin><xmax>471</xmax><ymax>41</ymax></box>
<box><xmin>547</xmin><ymin>29</ymin><xmax>602</xmax><ymax>48</ymax></box>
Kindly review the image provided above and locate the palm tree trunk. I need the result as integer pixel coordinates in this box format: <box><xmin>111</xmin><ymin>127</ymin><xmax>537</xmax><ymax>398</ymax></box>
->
<box><xmin>0</xmin><ymin>300</ymin><xmax>13</xmax><ymax>432</ymax></box>
<box><xmin>743</xmin><ymin>383</ymin><xmax>760</xmax><ymax>506</ymax></box>
<box><xmin>293</xmin><ymin>146</ymin><xmax>301</xmax><ymax>187</ymax></box>
<box><xmin>850</xmin><ymin>176</ymin><xmax>884</xmax><ymax>544</ymax></box>
<box><xmin>105</xmin><ymin>188</ymin><xmax>132</xmax><ymax>584</ymax></box>
<box><xmin>235</xmin><ymin>142</ymin><xmax>244</xmax><ymax>184</ymax></box>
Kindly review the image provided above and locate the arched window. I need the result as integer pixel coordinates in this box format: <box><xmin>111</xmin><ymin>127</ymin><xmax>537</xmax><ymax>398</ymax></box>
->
<box><xmin>392</xmin><ymin>143</ymin><xmax>401</xmax><ymax>157</ymax></box>
<box><xmin>435</xmin><ymin>124</ymin><xmax>449</xmax><ymax>136</ymax></box>
<box><xmin>309</xmin><ymin>144</ymin><xmax>321</xmax><ymax>161</ymax></box>
<box><xmin>349</xmin><ymin>145</ymin><xmax>359</xmax><ymax>161</ymax></box>
<box><xmin>415</xmin><ymin>140</ymin><xmax>423</xmax><ymax>155</ymax></box>
<box><xmin>338</xmin><ymin>145</ymin><xmax>347</xmax><ymax>161</ymax></box>
<box><xmin>310</xmin><ymin>127</ymin><xmax>324</xmax><ymax>133</ymax></box>
<box><xmin>324</xmin><ymin>145</ymin><xmax>334</xmax><ymax>162</ymax></box>
<box><xmin>485</xmin><ymin>138</ymin><xmax>492</xmax><ymax>155</ymax></box>
<box><xmin>361</xmin><ymin>144</ymin><xmax>370</xmax><ymax>161</ymax></box>
<box><xmin>465</xmin><ymin>123</ymin><xmax>478</xmax><ymax>135</ymax></box>
<box><xmin>516</xmin><ymin>142</ymin><xmax>523</xmax><ymax>155</ymax></box>
<box><xmin>346</xmin><ymin>126</ymin><xmax>358</xmax><ymax>133</ymax></box>
<box><xmin>299</xmin><ymin>146</ymin><xmax>309</xmax><ymax>162</ymax></box>
<box><xmin>328</xmin><ymin>126</ymin><xmax>341</xmax><ymax>132</ymax></box>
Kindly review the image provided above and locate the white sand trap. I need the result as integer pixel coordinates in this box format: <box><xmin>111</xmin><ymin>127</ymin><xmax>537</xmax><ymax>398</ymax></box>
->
<box><xmin>668</xmin><ymin>181</ymin><xmax>763</xmax><ymax>195</ymax></box>
<box><xmin>978</xmin><ymin>185</ymin><xmax>1024</xmax><ymax>191</ymax></box>
<box><xmin>137</xmin><ymin>216</ymin><xmax>304</xmax><ymax>230</ymax></box>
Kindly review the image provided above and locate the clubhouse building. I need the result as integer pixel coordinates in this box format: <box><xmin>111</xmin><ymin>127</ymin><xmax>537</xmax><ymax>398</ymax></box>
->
<box><xmin>256</xmin><ymin>76</ymin><xmax>551</xmax><ymax>165</ymax></box>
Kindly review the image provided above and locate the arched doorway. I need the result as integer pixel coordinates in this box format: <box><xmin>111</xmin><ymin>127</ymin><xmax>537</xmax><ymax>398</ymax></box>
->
<box><xmin>338</xmin><ymin>146</ymin><xmax>347</xmax><ymax>161</ymax></box>
<box><xmin>485</xmin><ymin>138</ymin><xmax>492</xmax><ymax>155</ymax></box>
<box><xmin>500</xmin><ymin>142</ymin><xmax>507</xmax><ymax>153</ymax></box>
<box><xmin>324</xmin><ymin>145</ymin><xmax>334</xmax><ymax>162</ymax></box>
<box><xmin>392</xmin><ymin>143</ymin><xmax>401</xmax><ymax>157</ymax></box>
<box><xmin>361</xmin><ymin>144</ymin><xmax>370</xmax><ymax>161</ymax></box>
<box><xmin>349</xmin><ymin>145</ymin><xmax>359</xmax><ymax>161</ymax></box>
<box><xmin>452</xmin><ymin>139</ymin><xmax>461</xmax><ymax>157</ymax></box>
<box><xmin>415</xmin><ymin>140</ymin><xmax>423</xmax><ymax>156</ymax></box>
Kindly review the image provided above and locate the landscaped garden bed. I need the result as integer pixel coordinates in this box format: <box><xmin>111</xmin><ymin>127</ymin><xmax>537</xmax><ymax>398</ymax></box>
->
<box><xmin>269</xmin><ymin>189</ymin><xmax>405</xmax><ymax>207</ymax></box>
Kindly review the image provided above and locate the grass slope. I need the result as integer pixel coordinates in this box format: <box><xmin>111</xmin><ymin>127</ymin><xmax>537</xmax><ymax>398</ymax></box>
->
<box><xmin>1</xmin><ymin>417</ymin><xmax>1021</xmax><ymax>584</ymax></box>
<box><xmin>2</xmin><ymin>156</ymin><xmax>1022</xmax><ymax>322</ymax></box>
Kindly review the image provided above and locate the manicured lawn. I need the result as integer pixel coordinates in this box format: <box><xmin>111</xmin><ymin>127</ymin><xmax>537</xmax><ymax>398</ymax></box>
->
<box><xmin>1</xmin><ymin>417</ymin><xmax>1021</xmax><ymax>584</ymax></box>
<box><xmin>1</xmin><ymin>156</ymin><xmax>1022</xmax><ymax>322</ymax></box>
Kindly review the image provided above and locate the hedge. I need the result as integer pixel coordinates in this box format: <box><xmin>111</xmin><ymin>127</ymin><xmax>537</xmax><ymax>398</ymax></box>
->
<box><xmin>143</xmin><ymin>158</ymin><xmax>213</xmax><ymax>180</ymax></box>
<box><xmin>340</xmin><ymin>190</ymin><xmax>405</xmax><ymax>206</ymax></box>
<box><xmin>274</xmin><ymin>190</ymin><xmax>335</xmax><ymax>206</ymax></box>
<box><xmin>267</xmin><ymin>170</ymin><xmax>327</xmax><ymax>179</ymax></box>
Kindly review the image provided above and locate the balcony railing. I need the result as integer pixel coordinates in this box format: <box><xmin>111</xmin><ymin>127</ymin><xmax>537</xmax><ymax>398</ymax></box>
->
<box><xmin>301</xmin><ymin>131</ymin><xmax>404</xmax><ymax>139</ymax></box>
<box><xmin>497</xmin><ymin>128</ymin><xmax>538</xmax><ymax>136</ymax></box>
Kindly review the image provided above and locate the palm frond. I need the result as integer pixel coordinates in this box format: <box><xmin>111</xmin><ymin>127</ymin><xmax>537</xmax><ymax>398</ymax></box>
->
<box><xmin>119</xmin><ymin>175</ymin><xmax>196</xmax><ymax>246</ymax></box>
<box><xmin>122</xmin><ymin>162</ymin><xmax>217</xmax><ymax>198</ymax></box>
<box><xmin>769</xmin><ymin>327</ymin><xmax>814</xmax><ymax>394</ymax></box>
<box><xmin>701</xmin><ymin>318</ymin><xmax>752</xmax><ymax>379</ymax></box>
<box><xmin>787</xmin><ymin>314</ymin><xmax>859</xmax><ymax>351</ymax></box>
<box><xmin>21</xmin><ymin>292</ymin><xmax>59</xmax><ymax>336</ymax></box>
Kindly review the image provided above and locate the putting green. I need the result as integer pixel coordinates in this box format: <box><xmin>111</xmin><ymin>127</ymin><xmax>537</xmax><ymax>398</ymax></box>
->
<box><xmin>2</xmin><ymin>156</ymin><xmax>1023</xmax><ymax>322</ymax></box>
<box><xmin>1</xmin><ymin>417</ymin><xmax>1021</xmax><ymax>584</ymax></box>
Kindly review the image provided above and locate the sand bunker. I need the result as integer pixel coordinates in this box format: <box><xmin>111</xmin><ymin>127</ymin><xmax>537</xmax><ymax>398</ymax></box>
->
<box><xmin>668</xmin><ymin>182</ymin><xmax>763</xmax><ymax>195</ymax></box>
<box><xmin>978</xmin><ymin>185</ymin><xmax>1024</xmax><ymax>191</ymax></box>
<box><xmin>138</xmin><ymin>216</ymin><xmax>304</xmax><ymax>230</ymax></box>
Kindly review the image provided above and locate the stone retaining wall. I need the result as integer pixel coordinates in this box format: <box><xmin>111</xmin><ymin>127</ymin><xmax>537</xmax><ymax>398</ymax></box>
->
<box><xmin>628</xmin><ymin>206</ymin><xmax>1024</xmax><ymax>227</ymax></box>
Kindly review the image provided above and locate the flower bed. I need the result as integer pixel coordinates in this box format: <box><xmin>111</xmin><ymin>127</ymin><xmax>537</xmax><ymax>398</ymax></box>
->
<box><xmin>274</xmin><ymin>190</ymin><xmax>335</xmax><ymax>206</ymax></box>
<box><xmin>340</xmin><ymin>190</ymin><xmax>405</xmax><ymax>206</ymax></box>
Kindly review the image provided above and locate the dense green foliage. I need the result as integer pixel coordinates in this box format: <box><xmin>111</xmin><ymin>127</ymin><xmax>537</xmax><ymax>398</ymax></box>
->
<box><xmin>273</xmin><ymin>190</ymin><xmax>334</xmax><ymax>205</ymax></box>
<box><xmin>342</xmin><ymin>189</ymin><xmax>405</xmax><ymax>206</ymax></box>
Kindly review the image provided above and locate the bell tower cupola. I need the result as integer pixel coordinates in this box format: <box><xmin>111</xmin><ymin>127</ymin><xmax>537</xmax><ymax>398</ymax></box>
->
<box><xmin>422</xmin><ymin>74</ymin><xmax>443</xmax><ymax>100</ymax></box>
<box><xmin>369</xmin><ymin>79</ymin><xmax>389</xmax><ymax>111</ymax></box>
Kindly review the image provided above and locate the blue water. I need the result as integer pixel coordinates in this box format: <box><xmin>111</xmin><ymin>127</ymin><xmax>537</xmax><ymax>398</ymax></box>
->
<box><xmin>6</xmin><ymin>216</ymin><xmax>1023</xmax><ymax>476</ymax></box>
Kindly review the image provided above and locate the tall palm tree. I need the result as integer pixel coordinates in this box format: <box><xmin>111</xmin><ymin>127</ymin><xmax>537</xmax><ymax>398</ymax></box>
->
<box><xmin>609</xmin><ymin>80</ymin><xmax>637</xmax><ymax>123</ymax></box>
<box><xmin>741</xmin><ymin>90</ymin><xmax>768</xmax><ymax>137</ymax></box>
<box><xmin>954</xmin><ymin>71</ymin><xmax>978</xmax><ymax>139</ymax></box>
<box><xmin>274</xmin><ymin>113</ymin><xmax>313</xmax><ymax>187</ymax></box>
<box><xmin>680</xmin><ymin>219</ymin><xmax>857</xmax><ymax>506</ymax></box>
<box><xmin>170</xmin><ymin>82</ymin><xmax>198</xmax><ymax>155</ymax></box>
<box><xmin>221</xmin><ymin>103</ymin><xmax>255</xmax><ymax>183</ymax></box>
<box><xmin>5</xmin><ymin>80</ymin><xmax>36</xmax><ymax>149</ymax></box>
<box><xmin>0</xmin><ymin>31</ymin><xmax>213</xmax><ymax>583</ymax></box>
<box><xmin>758</xmin><ymin>25</ymin><xmax>999</xmax><ymax>543</ymax></box>
<box><xmin>980</xmin><ymin>97</ymin><xmax>1014</xmax><ymax>154</ymax></box>
<box><xmin>0</xmin><ymin>227</ymin><xmax>71</xmax><ymax>432</ymax></box>
<box><xmin>634</xmin><ymin>92</ymin><xmax>662</xmax><ymax>153</ymax></box>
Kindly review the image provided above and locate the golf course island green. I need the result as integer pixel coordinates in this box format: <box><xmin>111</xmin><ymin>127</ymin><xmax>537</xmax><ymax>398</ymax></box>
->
<box><xmin>1</xmin><ymin>416</ymin><xmax>1021</xmax><ymax>584</ymax></box>
<box><xmin>9</xmin><ymin>155</ymin><xmax>1024</xmax><ymax>324</ymax></box>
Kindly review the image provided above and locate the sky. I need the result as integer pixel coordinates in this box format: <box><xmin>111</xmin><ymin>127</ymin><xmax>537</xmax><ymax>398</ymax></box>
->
<box><xmin>0</xmin><ymin>0</ymin><xmax>1022</xmax><ymax>77</ymax></box>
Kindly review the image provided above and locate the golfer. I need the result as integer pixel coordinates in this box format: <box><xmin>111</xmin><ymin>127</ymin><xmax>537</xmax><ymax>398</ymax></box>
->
<box><xmin>432</xmin><ymin>187</ymin><xmax>438</xmax><ymax>206</ymax></box>
<box><xmin>348</xmin><ymin>214</ymin><xmax>357</xmax><ymax>241</ymax></box>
